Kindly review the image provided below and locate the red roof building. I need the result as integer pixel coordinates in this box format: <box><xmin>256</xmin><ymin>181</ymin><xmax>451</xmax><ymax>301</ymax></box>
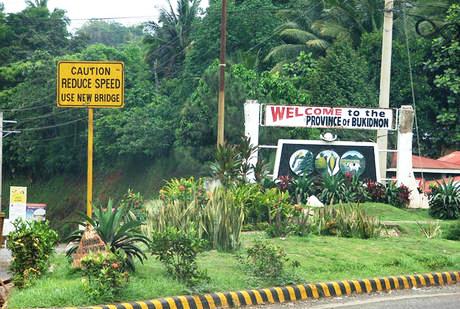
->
<box><xmin>438</xmin><ymin>151</ymin><xmax>460</xmax><ymax>165</ymax></box>
<box><xmin>390</xmin><ymin>153</ymin><xmax>460</xmax><ymax>172</ymax></box>
<box><xmin>388</xmin><ymin>152</ymin><xmax>460</xmax><ymax>192</ymax></box>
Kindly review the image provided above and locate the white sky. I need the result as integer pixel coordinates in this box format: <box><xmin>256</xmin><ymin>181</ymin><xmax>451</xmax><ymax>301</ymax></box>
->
<box><xmin>3</xmin><ymin>0</ymin><xmax>209</xmax><ymax>31</ymax></box>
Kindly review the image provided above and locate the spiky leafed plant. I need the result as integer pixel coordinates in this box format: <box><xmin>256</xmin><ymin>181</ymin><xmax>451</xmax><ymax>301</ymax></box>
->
<box><xmin>210</xmin><ymin>142</ymin><xmax>242</xmax><ymax>186</ymax></box>
<box><xmin>204</xmin><ymin>188</ymin><xmax>245</xmax><ymax>251</ymax></box>
<box><xmin>65</xmin><ymin>200</ymin><xmax>149</xmax><ymax>271</ymax></box>
<box><xmin>320</xmin><ymin>174</ymin><xmax>347</xmax><ymax>205</ymax></box>
<box><xmin>429</xmin><ymin>178</ymin><xmax>460</xmax><ymax>219</ymax></box>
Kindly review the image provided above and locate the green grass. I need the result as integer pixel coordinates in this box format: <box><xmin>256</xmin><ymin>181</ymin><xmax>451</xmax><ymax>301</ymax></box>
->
<box><xmin>354</xmin><ymin>203</ymin><xmax>457</xmax><ymax>238</ymax></box>
<box><xmin>358</xmin><ymin>203</ymin><xmax>431</xmax><ymax>222</ymax></box>
<box><xmin>7</xmin><ymin>232</ymin><xmax>460</xmax><ymax>308</ymax></box>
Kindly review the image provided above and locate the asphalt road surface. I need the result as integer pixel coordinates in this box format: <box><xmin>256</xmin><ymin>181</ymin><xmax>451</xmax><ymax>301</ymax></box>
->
<box><xmin>252</xmin><ymin>284</ymin><xmax>460</xmax><ymax>309</ymax></box>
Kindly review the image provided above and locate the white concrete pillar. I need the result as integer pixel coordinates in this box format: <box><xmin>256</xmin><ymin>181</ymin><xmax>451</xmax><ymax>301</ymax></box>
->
<box><xmin>244</xmin><ymin>100</ymin><xmax>260</xmax><ymax>182</ymax></box>
<box><xmin>396</xmin><ymin>105</ymin><xmax>429</xmax><ymax>208</ymax></box>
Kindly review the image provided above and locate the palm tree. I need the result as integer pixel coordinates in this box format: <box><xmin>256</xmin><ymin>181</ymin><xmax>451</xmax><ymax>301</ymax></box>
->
<box><xmin>145</xmin><ymin>0</ymin><xmax>200</xmax><ymax>79</ymax></box>
<box><xmin>25</xmin><ymin>0</ymin><xmax>48</xmax><ymax>8</ymax></box>
<box><xmin>265</xmin><ymin>0</ymin><xmax>330</xmax><ymax>68</ymax></box>
<box><xmin>311</xmin><ymin>0</ymin><xmax>384</xmax><ymax>46</ymax></box>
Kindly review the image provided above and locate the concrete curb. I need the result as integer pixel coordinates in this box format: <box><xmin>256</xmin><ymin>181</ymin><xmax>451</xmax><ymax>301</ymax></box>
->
<box><xmin>67</xmin><ymin>271</ymin><xmax>459</xmax><ymax>309</ymax></box>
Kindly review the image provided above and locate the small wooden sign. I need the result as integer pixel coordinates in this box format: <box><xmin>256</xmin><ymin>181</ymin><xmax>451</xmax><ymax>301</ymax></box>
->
<box><xmin>72</xmin><ymin>225</ymin><xmax>108</xmax><ymax>268</ymax></box>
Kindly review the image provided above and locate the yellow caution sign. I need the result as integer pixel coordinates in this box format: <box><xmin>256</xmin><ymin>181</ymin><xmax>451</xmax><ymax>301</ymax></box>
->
<box><xmin>57</xmin><ymin>61</ymin><xmax>124</xmax><ymax>108</ymax></box>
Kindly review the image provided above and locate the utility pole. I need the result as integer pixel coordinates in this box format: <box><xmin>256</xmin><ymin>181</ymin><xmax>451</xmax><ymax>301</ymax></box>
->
<box><xmin>377</xmin><ymin>0</ymin><xmax>394</xmax><ymax>182</ymax></box>
<box><xmin>0</xmin><ymin>112</ymin><xmax>19</xmax><ymax>212</ymax></box>
<box><xmin>217</xmin><ymin>0</ymin><xmax>227</xmax><ymax>146</ymax></box>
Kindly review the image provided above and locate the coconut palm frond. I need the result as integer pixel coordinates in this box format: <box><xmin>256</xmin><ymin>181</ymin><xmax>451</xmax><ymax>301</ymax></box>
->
<box><xmin>264</xmin><ymin>44</ymin><xmax>309</xmax><ymax>63</ymax></box>
<box><xmin>280</xmin><ymin>29</ymin><xmax>321</xmax><ymax>44</ymax></box>
<box><xmin>305</xmin><ymin>38</ymin><xmax>330</xmax><ymax>50</ymax></box>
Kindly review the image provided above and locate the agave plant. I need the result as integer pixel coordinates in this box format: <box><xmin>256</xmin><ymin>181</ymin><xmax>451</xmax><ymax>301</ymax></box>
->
<box><xmin>429</xmin><ymin>178</ymin><xmax>460</xmax><ymax>219</ymax></box>
<box><xmin>65</xmin><ymin>200</ymin><xmax>149</xmax><ymax>271</ymax></box>
<box><xmin>320</xmin><ymin>174</ymin><xmax>347</xmax><ymax>205</ymax></box>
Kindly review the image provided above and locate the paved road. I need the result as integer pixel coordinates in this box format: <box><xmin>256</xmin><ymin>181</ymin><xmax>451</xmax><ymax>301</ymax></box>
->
<box><xmin>253</xmin><ymin>285</ymin><xmax>460</xmax><ymax>309</ymax></box>
<box><xmin>0</xmin><ymin>247</ymin><xmax>11</xmax><ymax>281</ymax></box>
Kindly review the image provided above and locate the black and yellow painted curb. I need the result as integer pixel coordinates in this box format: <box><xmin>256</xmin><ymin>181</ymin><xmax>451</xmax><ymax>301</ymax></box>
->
<box><xmin>71</xmin><ymin>271</ymin><xmax>460</xmax><ymax>309</ymax></box>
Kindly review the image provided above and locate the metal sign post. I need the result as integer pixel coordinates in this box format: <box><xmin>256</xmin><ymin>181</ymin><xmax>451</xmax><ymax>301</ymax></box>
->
<box><xmin>57</xmin><ymin>61</ymin><xmax>124</xmax><ymax>218</ymax></box>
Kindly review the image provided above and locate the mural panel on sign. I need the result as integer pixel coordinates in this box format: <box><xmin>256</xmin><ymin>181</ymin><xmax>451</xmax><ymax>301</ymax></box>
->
<box><xmin>274</xmin><ymin>140</ymin><xmax>380</xmax><ymax>181</ymax></box>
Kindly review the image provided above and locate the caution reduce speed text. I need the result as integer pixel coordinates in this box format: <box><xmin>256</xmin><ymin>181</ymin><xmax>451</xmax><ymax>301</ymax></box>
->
<box><xmin>57</xmin><ymin>61</ymin><xmax>124</xmax><ymax>108</ymax></box>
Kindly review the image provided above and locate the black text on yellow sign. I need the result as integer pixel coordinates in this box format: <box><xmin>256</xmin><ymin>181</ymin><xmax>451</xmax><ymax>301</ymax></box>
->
<box><xmin>57</xmin><ymin>61</ymin><xmax>124</xmax><ymax>108</ymax></box>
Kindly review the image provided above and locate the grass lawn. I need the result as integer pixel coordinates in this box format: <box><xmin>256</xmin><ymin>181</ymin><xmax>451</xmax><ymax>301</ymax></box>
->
<box><xmin>8</xmin><ymin>231</ymin><xmax>460</xmax><ymax>308</ymax></box>
<box><xmin>358</xmin><ymin>203</ymin><xmax>458</xmax><ymax>238</ymax></box>
<box><xmin>359</xmin><ymin>203</ymin><xmax>432</xmax><ymax>222</ymax></box>
<box><xmin>7</xmin><ymin>203</ymin><xmax>460</xmax><ymax>308</ymax></box>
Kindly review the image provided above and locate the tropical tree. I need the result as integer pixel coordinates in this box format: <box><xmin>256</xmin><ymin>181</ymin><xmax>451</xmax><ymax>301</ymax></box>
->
<box><xmin>144</xmin><ymin>0</ymin><xmax>201</xmax><ymax>79</ymax></box>
<box><xmin>265</xmin><ymin>0</ymin><xmax>330</xmax><ymax>68</ymax></box>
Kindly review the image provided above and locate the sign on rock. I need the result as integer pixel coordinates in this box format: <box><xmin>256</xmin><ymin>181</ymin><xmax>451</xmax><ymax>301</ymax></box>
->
<box><xmin>72</xmin><ymin>225</ymin><xmax>108</xmax><ymax>268</ymax></box>
<box><xmin>57</xmin><ymin>61</ymin><xmax>124</xmax><ymax>108</ymax></box>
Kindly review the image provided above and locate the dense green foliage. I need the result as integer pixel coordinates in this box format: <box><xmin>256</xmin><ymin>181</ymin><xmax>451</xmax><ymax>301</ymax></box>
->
<box><xmin>445</xmin><ymin>220</ymin><xmax>460</xmax><ymax>241</ymax></box>
<box><xmin>6</xmin><ymin>219</ymin><xmax>58</xmax><ymax>288</ymax></box>
<box><xmin>150</xmin><ymin>228</ymin><xmax>208</xmax><ymax>286</ymax></box>
<box><xmin>429</xmin><ymin>178</ymin><xmax>460</xmax><ymax>219</ymax></box>
<box><xmin>312</xmin><ymin>204</ymin><xmax>382</xmax><ymax>239</ymax></box>
<box><xmin>0</xmin><ymin>0</ymin><xmax>458</xmax><ymax>226</ymax></box>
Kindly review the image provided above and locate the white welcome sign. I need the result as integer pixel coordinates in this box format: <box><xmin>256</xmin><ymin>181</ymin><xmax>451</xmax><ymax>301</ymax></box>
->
<box><xmin>264</xmin><ymin>105</ymin><xmax>394</xmax><ymax>130</ymax></box>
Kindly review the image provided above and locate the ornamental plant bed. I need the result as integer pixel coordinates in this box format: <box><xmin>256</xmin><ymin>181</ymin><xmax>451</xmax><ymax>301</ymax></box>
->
<box><xmin>6</xmin><ymin>232</ymin><xmax>460</xmax><ymax>308</ymax></box>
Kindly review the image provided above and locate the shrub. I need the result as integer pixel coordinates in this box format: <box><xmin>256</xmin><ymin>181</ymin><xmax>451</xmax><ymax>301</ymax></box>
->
<box><xmin>204</xmin><ymin>188</ymin><xmax>245</xmax><ymax>251</ymax></box>
<box><xmin>312</xmin><ymin>204</ymin><xmax>382</xmax><ymax>239</ymax></box>
<box><xmin>386</xmin><ymin>182</ymin><xmax>411</xmax><ymax>208</ymax></box>
<box><xmin>343</xmin><ymin>174</ymin><xmax>368</xmax><ymax>203</ymax></box>
<box><xmin>233</xmin><ymin>183</ymin><xmax>264</xmax><ymax>224</ymax></box>
<box><xmin>209</xmin><ymin>136</ymin><xmax>257</xmax><ymax>186</ymax></box>
<box><xmin>445</xmin><ymin>221</ymin><xmax>460</xmax><ymax>240</ymax></box>
<box><xmin>120</xmin><ymin>189</ymin><xmax>145</xmax><ymax>221</ymax></box>
<box><xmin>81</xmin><ymin>251</ymin><xmax>128</xmax><ymax>300</ymax></box>
<box><xmin>66</xmin><ymin>201</ymin><xmax>149</xmax><ymax>271</ymax></box>
<box><xmin>366</xmin><ymin>180</ymin><xmax>386</xmax><ymax>202</ymax></box>
<box><xmin>429</xmin><ymin>178</ymin><xmax>460</xmax><ymax>219</ymax></box>
<box><xmin>160</xmin><ymin>177</ymin><xmax>207</xmax><ymax>207</ymax></box>
<box><xmin>144</xmin><ymin>187</ymin><xmax>246</xmax><ymax>252</ymax></box>
<box><xmin>276</xmin><ymin>175</ymin><xmax>292</xmax><ymax>192</ymax></box>
<box><xmin>290</xmin><ymin>175</ymin><xmax>316</xmax><ymax>204</ymax></box>
<box><xmin>263</xmin><ymin>188</ymin><xmax>292</xmax><ymax>237</ymax></box>
<box><xmin>142</xmin><ymin>198</ymin><xmax>204</xmax><ymax>239</ymax></box>
<box><xmin>320</xmin><ymin>174</ymin><xmax>346</xmax><ymax>205</ymax></box>
<box><xmin>151</xmin><ymin>228</ymin><xmax>208</xmax><ymax>286</ymax></box>
<box><xmin>241</xmin><ymin>240</ymin><xmax>299</xmax><ymax>284</ymax></box>
<box><xmin>7</xmin><ymin>219</ymin><xmax>58</xmax><ymax>288</ymax></box>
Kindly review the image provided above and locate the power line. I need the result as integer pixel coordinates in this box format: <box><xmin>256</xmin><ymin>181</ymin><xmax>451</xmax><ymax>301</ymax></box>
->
<box><xmin>402</xmin><ymin>5</ymin><xmax>425</xmax><ymax>182</ymax></box>
<box><xmin>0</xmin><ymin>101</ymin><xmax>55</xmax><ymax>112</ymax></box>
<box><xmin>15</xmin><ymin>117</ymin><xmax>86</xmax><ymax>132</ymax></box>
<box><xmin>17</xmin><ymin>109</ymin><xmax>77</xmax><ymax>122</ymax></box>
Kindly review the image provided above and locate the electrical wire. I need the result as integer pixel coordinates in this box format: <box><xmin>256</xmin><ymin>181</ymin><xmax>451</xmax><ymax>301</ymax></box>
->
<box><xmin>402</xmin><ymin>5</ymin><xmax>425</xmax><ymax>184</ymax></box>
<box><xmin>14</xmin><ymin>117</ymin><xmax>86</xmax><ymax>132</ymax></box>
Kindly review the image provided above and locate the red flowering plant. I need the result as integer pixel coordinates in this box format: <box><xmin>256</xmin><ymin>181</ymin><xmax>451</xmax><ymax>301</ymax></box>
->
<box><xmin>385</xmin><ymin>181</ymin><xmax>411</xmax><ymax>208</ymax></box>
<box><xmin>276</xmin><ymin>175</ymin><xmax>292</xmax><ymax>193</ymax></box>
<box><xmin>366</xmin><ymin>180</ymin><xmax>386</xmax><ymax>202</ymax></box>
